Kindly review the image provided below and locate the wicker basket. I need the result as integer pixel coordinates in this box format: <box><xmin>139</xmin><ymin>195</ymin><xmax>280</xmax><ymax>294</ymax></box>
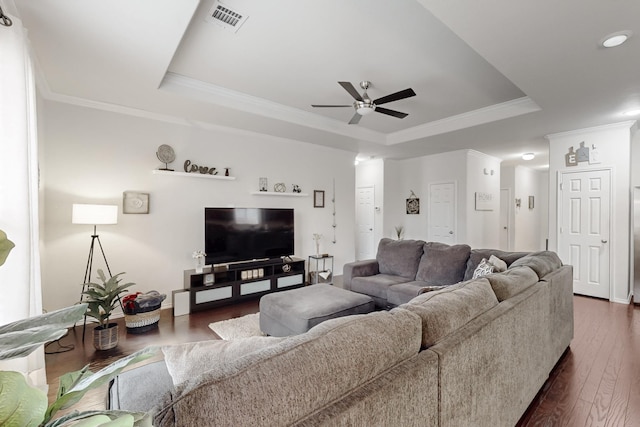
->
<box><xmin>124</xmin><ymin>303</ymin><xmax>161</xmax><ymax>334</ymax></box>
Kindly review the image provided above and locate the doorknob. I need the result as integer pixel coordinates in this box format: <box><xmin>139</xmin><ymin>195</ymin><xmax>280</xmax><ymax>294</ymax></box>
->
<box><xmin>503</xmin><ymin>227</ymin><xmax>507</xmax><ymax>230</ymax></box>
<box><xmin>601</xmin><ymin>239</ymin><xmax>608</xmax><ymax>244</ymax></box>
<box><xmin>369</xmin><ymin>228</ymin><xmax>373</xmax><ymax>231</ymax></box>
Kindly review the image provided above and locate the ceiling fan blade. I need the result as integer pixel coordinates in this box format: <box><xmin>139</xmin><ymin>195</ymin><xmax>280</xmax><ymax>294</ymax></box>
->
<box><xmin>373</xmin><ymin>88</ymin><xmax>416</xmax><ymax>105</ymax></box>
<box><xmin>338</xmin><ymin>81</ymin><xmax>364</xmax><ymax>102</ymax></box>
<box><xmin>311</xmin><ymin>104</ymin><xmax>352</xmax><ymax>107</ymax></box>
<box><xmin>375</xmin><ymin>107</ymin><xmax>409</xmax><ymax>119</ymax></box>
<box><xmin>348</xmin><ymin>112</ymin><xmax>362</xmax><ymax>124</ymax></box>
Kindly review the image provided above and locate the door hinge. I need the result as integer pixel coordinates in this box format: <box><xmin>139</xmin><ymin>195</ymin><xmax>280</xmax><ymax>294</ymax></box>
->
<box><xmin>559</xmin><ymin>182</ymin><xmax>563</xmax><ymax>191</ymax></box>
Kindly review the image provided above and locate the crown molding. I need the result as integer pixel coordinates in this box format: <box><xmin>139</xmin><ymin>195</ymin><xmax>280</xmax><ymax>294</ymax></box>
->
<box><xmin>385</xmin><ymin>96</ymin><xmax>540</xmax><ymax>145</ymax></box>
<box><xmin>545</xmin><ymin>120</ymin><xmax>637</xmax><ymax>140</ymax></box>
<box><xmin>160</xmin><ymin>72</ymin><xmax>386</xmax><ymax>144</ymax></box>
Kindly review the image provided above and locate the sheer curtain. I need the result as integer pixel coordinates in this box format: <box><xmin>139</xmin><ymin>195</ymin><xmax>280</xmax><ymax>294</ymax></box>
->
<box><xmin>0</xmin><ymin>2</ymin><xmax>46</xmax><ymax>387</ymax></box>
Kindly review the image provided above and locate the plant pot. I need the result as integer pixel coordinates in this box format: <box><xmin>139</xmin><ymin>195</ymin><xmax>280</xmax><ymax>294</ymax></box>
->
<box><xmin>93</xmin><ymin>323</ymin><xmax>119</xmax><ymax>350</ymax></box>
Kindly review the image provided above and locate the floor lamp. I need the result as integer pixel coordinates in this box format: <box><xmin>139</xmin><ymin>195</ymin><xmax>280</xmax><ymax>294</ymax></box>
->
<box><xmin>72</xmin><ymin>203</ymin><xmax>118</xmax><ymax>342</ymax></box>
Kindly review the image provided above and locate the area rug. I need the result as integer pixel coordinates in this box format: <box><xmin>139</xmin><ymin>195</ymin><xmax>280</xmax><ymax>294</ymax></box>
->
<box><xmin>208</xmin><ymin>313</ymin><xmax>265</xmax><ymax>340</ymax></box>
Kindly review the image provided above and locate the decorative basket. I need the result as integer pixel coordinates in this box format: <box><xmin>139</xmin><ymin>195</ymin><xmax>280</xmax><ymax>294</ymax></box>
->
<box><xmin>123</xmin><ymin>292</ymin><xmax>164</xmax><ymax>334</ymax></box>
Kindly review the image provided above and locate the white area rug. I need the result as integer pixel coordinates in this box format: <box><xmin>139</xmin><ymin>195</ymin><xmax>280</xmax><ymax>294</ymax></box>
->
<box><xmin>209</xmin><ymin>313</ymin><xmax>265</xmax><ymax>340</ymax></box>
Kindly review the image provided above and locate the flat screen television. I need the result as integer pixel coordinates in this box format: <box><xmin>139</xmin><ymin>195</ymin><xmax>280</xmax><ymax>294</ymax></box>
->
<box><xmin>204</xmin><ymin>207</ymin><xmax>294</xmax><ymax>265</ymax></box>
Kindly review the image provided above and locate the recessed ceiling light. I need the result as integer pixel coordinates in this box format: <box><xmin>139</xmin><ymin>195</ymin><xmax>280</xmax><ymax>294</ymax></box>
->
<box><xmin>623</xmin><ymin>109</ymin><xmax>640</xmax><ymax>116</ymax></box>
<box><xmin>522</xmin><ymin>153</ymin><xmax>535</xmax><ymax>161</ymax></box>
<box><xmin>601</xmin><ymin>31</ymin><xmax>631</xmax><ymax>48</ymax></box>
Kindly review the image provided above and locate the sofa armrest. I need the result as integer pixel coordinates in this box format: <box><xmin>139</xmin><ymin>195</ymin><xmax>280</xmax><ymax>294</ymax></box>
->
<box><xmin>343</xmin><ymin>259</ymin><xmax>379</xmax><ymax>290</ymax></box>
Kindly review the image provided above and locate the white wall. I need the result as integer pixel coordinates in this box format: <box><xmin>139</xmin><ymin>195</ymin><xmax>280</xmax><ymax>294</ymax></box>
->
<box><xmin>40</xmin><ymin>101</ymin><xmax>356</xmax><ymax>312</ymax></box>
<box><xmin>465</xmin><ymin>150</ymin><xmax>501</xmax><ymax>249</ymax></box>
<box><xmin>547</xmin><ymin>121</ymin><xmax>635</xmax><ymax>303</ymax></box>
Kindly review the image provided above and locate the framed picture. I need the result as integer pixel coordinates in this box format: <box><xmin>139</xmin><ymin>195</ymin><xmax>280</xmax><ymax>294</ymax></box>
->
<box><xmin>529</xmin><ymin>196</ymin><xmax>535</xmax><ymax>209</ymax></box>
<box><xmin>475</xmin><ymin>192</ymin><xmax>494</xmax><ymax>211</ymax></box>
<box><xmin>123</xmin><ymin>191</ymin><xmax>149</xmax><ymax>214</ymax></box>
<box><xmin>314</xmin><ymin>190</ymin><xmax>325</xmax><ymax>208</ymax></box>
<box><xmin>406</xmin><ymin>197</ymin><xmax>420</xmax><ymax>214</ymax></box>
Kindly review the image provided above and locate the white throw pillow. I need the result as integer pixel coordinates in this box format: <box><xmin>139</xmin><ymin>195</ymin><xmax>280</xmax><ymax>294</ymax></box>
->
<box><xmin>473</xmin><ymin>258</ymin><xmax>495</xmax><ymax>279</ymax></box>
<box><xmin>488</xmin><ymin>255</ymin><xmax>507</xmax><ymax>272</ymax></box>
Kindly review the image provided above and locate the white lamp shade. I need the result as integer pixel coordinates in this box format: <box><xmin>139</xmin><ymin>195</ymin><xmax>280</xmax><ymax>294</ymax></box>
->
<box><xmin>72</xmin><ymin>204</ymin><xmax>118</xmax><ymax>225</ymax></box>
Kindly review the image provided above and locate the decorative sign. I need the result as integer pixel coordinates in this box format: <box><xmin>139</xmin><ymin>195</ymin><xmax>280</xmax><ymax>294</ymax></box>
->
<box><xmin>123</xmin><ymin>191</ymin><xmax>149</xmax><ymax>214</ymax></box>
<box><xmin>565</xmin><ymin>142</ymin><xmax>601</xmax><ymax>167</ymax></box>
<box><xmin>184</xmin><ymin>159</ymin><xmax>218</xmax><ymax>175</ymax></box>
<box><xmin>475</xmin><ymin>192</ymin><xmax>494</xmax><ymax>211</ymax></box>
<box><xmin>406</xmin><ymin>190</ymin><xmax>420</xmax><ymax>214</ymax></box>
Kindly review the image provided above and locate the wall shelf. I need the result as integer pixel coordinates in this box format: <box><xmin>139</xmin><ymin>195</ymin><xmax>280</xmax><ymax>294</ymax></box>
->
<box><xmin>152</xmin><ymin>170</ymin><xmax>236</xmax><ymax>180</ymax></box>
<box><xmin>251</xmin><ymin>191</ymin><xmax>308</xmax><ymax>197</ymax></box>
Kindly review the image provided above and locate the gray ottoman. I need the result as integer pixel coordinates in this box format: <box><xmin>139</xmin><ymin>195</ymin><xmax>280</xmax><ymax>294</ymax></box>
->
<box><xmin>259</xmin><ymin>284</ymin><xmax>375</xmax><ymax>337</ymax></box>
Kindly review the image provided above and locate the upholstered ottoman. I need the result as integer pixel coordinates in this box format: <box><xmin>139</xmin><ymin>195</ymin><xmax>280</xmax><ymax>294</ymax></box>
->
<box><xmin>259</xmin><ymin>284</ymin><xmax>375</xmax><ymax>337</ymax></box>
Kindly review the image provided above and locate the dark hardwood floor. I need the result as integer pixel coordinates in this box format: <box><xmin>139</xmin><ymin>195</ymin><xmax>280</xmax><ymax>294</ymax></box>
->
<box><xmin>44</xmin><ymin>295</ymin><xmax>640</xmax><ymax>426</ymax></box>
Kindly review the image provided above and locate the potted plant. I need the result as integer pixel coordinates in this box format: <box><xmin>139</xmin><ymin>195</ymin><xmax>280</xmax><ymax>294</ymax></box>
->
<box><xmin>0</xmin><ymin>229</ymin><xmax>155</xmax><ymax>426</ymax></box>
<box><xmin>83</xmin><ymin>269</ymin><xmax>135</xmax><ymax>350</ymax></box>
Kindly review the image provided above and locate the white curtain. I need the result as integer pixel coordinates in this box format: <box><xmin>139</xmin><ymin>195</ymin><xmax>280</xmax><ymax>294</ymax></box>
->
<box><xmin>0</xmin><ymin>1</ymin><xmax>46</xmax><ymax>387</ymax></box>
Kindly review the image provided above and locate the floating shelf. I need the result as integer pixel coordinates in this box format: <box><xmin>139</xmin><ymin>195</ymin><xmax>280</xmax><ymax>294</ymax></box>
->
<box><xmin>250</xmin><ymin>191</ymin><xmax>309</xmax><ymax>197</ymax></box>
<box><xmin>152</xmin><ymin>170</ymin><xmax>236</xmax><ymax>180</ymax></box>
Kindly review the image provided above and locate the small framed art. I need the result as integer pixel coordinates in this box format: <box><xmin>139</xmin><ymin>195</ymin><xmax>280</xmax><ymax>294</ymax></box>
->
<box><xmin>123</xmin><ymin>191</ymin><xmax>150</xmax><ymax>214</ymax></box>
<box><xmin>314</xmin><ymin>190</ymin><xmax>325</xmax><ymax>208</ymax></box>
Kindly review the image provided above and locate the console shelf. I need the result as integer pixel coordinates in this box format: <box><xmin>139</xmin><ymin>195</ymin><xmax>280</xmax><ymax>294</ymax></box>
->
<box><xmin>250</xmin><ymin>191</ymin><xmax>308</xmax><ymax>197</ymax></box>
<box><xmin>152</xmin><ymin>170</ymin><xmax>236</xmax><ymax>180</ymax></box>
<box><xmin>183</xmin><ymin>257</ymin><xmax>305</xmax><ymax>312</ymax></box>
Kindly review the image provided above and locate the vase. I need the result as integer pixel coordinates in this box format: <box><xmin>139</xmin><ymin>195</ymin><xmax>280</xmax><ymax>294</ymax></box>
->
<box><xmin>315</xmin><ymin>241</ymin><xmax>320</xmax><ymax>257</ymax></box>
<box><xmin>195</xmin><ymin>257</ymin><xmax>204</xmax><ymax>273</ymax></box>
<box><xmin>93</xmin><ymin>323</ymin><xmax>119</xmax><ymax>350</ymax></box>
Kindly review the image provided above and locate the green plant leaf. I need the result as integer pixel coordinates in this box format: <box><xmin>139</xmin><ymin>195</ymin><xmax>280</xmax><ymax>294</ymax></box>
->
<box><xmin>0</xmin><ymin>371</ymin><xmax>47</xmax><ymax>427</ymax></box>
<box><xmin>0</xmin><ymin>229</ymin><xmax>15</xmax><ymax>267</ymax></box>
<box><xmin>44</xmin><ymin>347</ymin><xmax>158</xmax><ymax>424</ymax></box>
<box><xmin>45</xmin><ymin>410</ymin><xmax>151</xmax><ymax>427</ymax></box>
<box><xmin>0</xmin><ymin>305</ymin><xmax>87</xmax><ymax>360</ymax></box>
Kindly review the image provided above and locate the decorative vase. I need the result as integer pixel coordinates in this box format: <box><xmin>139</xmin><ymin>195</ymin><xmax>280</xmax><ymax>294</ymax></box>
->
<box><xmin>315</xmin><ymin>241</ymin><xmax>320</xmax><ymax>257</ymax></box>
<box><xmin>93</xmin><ymin>323</ymin><xmax>119</xmax><ymax>350</ymax></box>
<box><xmin>195</xmin><ymin>257</ymin><xmax>204</xmax><ymax>273</ymax></box>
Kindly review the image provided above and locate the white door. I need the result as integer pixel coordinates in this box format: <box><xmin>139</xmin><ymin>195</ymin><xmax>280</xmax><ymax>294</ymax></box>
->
<box><xmin>499</xmin><ymin>188</ymin><xmax>510</xmax><ymax>250</ymax></box>
<box><xmin>428</xmin><ymin>182</ymin><xmax>456</xmax><ymax>243</ymax></box>
<box><xmin>558</xmin><ymin>169</ymin><xmax>611</xmax><ymax>299</ymax></box>
<box><xmin>356</xmin><ymin>186</ymin><xmax>375</xmax><ymax>260</ymax></box>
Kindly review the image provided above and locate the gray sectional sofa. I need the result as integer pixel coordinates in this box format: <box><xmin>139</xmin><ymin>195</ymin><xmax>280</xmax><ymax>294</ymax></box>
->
<box><xmin>108</xmin><ymin>240</ymin><xmax>574</xmax><ymax>427</ymax></box>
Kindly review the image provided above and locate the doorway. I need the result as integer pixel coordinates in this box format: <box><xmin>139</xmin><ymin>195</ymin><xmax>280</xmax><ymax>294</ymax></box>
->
<box><xmin>558</xmin><ymin>169</ymin><xmax>611</xmax><ymax>299</ymax></box>
<box><xmin>356</xmin><ymin>186</ymin><xmax>375</xmax><ymax>260</ymax></box>
<box><xmin>428</xmin><ymin>182</ymin><xmax>457</xmax><ymax>244</ymax></box>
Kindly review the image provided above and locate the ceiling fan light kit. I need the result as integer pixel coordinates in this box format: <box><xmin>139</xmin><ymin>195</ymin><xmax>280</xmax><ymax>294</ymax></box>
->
<box><xmin>312</xmin><ymin>80</ymin><xmax>416</xmax><ymax>124</ymax></box>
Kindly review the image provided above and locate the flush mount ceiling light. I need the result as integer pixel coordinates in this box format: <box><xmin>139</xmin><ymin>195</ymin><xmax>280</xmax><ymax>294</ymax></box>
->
<box><xmin>601</xmin><ymin>31</ymin><xmax>631</xmax><ymax>48</ymax></box>
<box><xmin>522</xmin><ymin>153</ymin><xmax>535</xmax><ymax>161</ymax></box>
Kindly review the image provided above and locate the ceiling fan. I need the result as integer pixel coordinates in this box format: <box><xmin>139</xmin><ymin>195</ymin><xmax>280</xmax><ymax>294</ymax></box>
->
<box><xmin>312</xmin><ymin>81</ymin><xmax>416</xmax><ymax>124</ymax></box>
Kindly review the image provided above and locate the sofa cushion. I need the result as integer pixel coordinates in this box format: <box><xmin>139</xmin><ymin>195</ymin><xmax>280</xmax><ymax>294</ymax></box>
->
<box><xmin>154</xmin><ymin>309</ymin><xmax>422</xmax><ymax>426</ymax></box>
<box><xmin>162</xmin><ymin>336</ymin><xmax>285</xmax><ymax>386</ymax></box>
<box><xmin>509</xmin><ymin>251</ymin><xmax>563</xmax><ymax>279</ymax></box>
<box><xmin>351</xmin><ymin>273</ymin><xmax>411</xmax><ymax>300</ymax></box>
<box><xmin>376</xmin><ymin>238</ymin><xmax>425</xmax><ymax>280</ymax></box>
<box><xmin>401</xmin><ymin>278</ymin><xmax>499</xmax><ymax>348</ymax></box>
<box><xmin>486</xmin><ymin>266</ymin><xmax>539</xmax><ymax>302</ymax></box>
<box><xmin>489</xmin><ymin>255</ymin><xmax>507</xmax><ymax>272</ymax></box>
<box><xmin>415</xmin><ymin>242</ymin><xmax>471</xmax><ymax>285</ymax></box>
<box><xmin>463</xmin><ymin>249</ymin><xmax>529</xmax><ymax>281</ymax></box>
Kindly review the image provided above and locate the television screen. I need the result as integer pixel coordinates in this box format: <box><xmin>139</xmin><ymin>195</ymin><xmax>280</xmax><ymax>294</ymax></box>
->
<box><xmin>204</xmin><ymin>207</ymin><xmax>294</xmax><ymax>265</ymax></box>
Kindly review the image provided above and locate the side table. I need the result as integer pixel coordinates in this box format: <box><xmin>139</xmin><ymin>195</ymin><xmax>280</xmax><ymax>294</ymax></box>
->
<box><xmin>308</xmin><ymin>254</ymin><xmax>334</xmax><ymax>285</ymax></box>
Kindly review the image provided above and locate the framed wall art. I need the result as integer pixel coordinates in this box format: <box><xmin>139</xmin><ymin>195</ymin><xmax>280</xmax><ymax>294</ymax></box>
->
<box><xmin>123</xmin><ymin>191</ymin><xmax>149</xmax><ymax>214</ymax></box>
<box><xmin>314</xmin><ymin>190</ymin><xmax>325</xmax><ymax>208</ymax></box>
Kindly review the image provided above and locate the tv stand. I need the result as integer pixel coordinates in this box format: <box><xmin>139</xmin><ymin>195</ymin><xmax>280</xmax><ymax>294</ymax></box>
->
<box><xmin>183</xmin><ymin>257</ymin><xmax>305</xmax><ymax>312</ymax></box>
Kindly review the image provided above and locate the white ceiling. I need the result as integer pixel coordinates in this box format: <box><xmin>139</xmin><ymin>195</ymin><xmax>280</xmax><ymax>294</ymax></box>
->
<box><xmin>11</xmin><ymin>0</ymin><xmax>640</xmax><ymax>169</ymax></box>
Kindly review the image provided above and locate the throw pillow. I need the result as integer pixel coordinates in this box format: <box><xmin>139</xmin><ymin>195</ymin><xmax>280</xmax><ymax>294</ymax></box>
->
<box><xmin>415</xmin><ymin>242</ymin><xmax>471</xmax><ymax>285</ymax></box>
<box><xmin>162</xmin><ymin>336</ymin><xmax>284</xmax><ymax>386</ymax></box>
<box><xmin>376</xmin><ymin>238</ymin><xmax>425</xmax><ymax>279</ymax></box>
<box><xmin>488</xmin><ymin>255</ymin><xmax>507</xmax><ymax>272</ymax></box>
<box><xmin>472</xmin><ymin>258</ymin><xmax>494</xmax><ymax>279</ymax></box>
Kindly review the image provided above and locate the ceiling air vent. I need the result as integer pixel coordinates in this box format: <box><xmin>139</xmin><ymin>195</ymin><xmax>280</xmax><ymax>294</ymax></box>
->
<box><xmin>206</xmin><ymin>1</ymin><xmax>248</xmax><ymax>33</ymax></box>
